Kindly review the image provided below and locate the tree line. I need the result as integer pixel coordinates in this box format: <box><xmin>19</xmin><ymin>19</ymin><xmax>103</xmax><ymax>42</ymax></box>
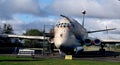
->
<box><xmin>0</xmin><ymin>23</ymin><xmax>13</xmax><ymax>34</ymax></box>
<box><xmin>0</xmin><ymin>23</ymin><xmax>54</xmax><ymax>48</ymax></box>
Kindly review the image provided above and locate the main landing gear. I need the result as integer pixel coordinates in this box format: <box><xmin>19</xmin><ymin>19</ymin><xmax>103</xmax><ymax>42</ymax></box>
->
<box><xmin>99</xmin><ymin>43</ymin><xmax>105</xmax><ymax>54</ymax></box>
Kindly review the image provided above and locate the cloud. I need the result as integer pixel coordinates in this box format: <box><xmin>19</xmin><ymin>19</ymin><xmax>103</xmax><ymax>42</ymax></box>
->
<box><xmin>0</xmin><ymin>17</ymin><xmax>56</xmax><ymax>34</ymax></box>
<box><xmin>48</xmin><ymin>0</ymin><xmax>120</xmax><ymax>19</ymax></box>
<box><xmin>1</xmin><ymin>0</ymin><xmax>120</xmax><ymax>19</ymax></box>
<box><xmin>0</xmin><ymin>0</ymin><xmax>46</xmax><ymax>20</ymax></box>
<box><xmin>0</xmin><ymin>0</ymin><xmax>120</xmax><ymax>40</ymax></box>
<box><xmin>81</xmin><ymin>18</ymin><xmax>120</xmax><ymax>39</ymax></box>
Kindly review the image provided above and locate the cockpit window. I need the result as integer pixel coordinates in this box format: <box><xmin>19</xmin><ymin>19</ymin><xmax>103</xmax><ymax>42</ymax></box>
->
<box><xmin>60</xmin><ymin>23</ymin><xmax>62</xmax><ymax>27</ymax></box>
<box><xmin>63</xmin><ymin>23</ymin><xmax>66</xmax><ymax>27</ymax></box>
<box><xmin>61</xmin><ymin>23</ymin><xmax>63</xmax><ymax>27</ymax></box>
<box><xmin>56</xmin><ymin>23</ymin><xmax>71</xmax><ymax>28</ymax></box>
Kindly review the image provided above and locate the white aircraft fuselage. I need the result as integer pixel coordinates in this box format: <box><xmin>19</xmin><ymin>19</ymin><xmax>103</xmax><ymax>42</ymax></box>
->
<box><xmin>54</xmin><ymin>17</ymin><xmax>88</xmax><ymax>54</ymax></box>
<box><xmin>1</xmin><ymin>15</ymin><xmax>118</xmax><ymax>55</ymax></box>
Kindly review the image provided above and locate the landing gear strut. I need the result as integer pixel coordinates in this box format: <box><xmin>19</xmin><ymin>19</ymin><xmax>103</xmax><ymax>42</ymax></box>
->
<box><xmin>99</xmin><ymin>43</ymin><xmax>105</xmax><ymax>54</ymax></box>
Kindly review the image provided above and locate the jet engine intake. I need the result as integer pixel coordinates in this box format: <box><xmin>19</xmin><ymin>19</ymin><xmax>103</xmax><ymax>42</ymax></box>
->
<box><xmin>84</xmin><ymin>39</ymin><xmax>91</xmax><ymax>46</ymax></box>
<box><xmin>84</xmin><ymin>38</ymin><xmax>101</xmax><ymax>46</ymax></box>
<box><xmin>94</xmin><ymin>39</ymin><xmax>101</xmax><ymax>46</ymax></box>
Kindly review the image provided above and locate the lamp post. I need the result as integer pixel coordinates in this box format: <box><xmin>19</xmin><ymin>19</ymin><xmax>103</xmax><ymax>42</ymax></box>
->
<box><xmin>42</xmin><ymin>25</ymin><xmax>45</xmax><ymax>55</ymax></box>
<box><xmin>82</xmin><ymin>10</ymin><xmax>86</xmax><ymax>27</ymax></box>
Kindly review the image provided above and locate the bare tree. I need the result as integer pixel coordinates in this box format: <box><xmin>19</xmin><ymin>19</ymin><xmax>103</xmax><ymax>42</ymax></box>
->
<box><xmin>1</xmin><ymin>23</ymin><xmax>13</xmax><ymax>34</ymax></box>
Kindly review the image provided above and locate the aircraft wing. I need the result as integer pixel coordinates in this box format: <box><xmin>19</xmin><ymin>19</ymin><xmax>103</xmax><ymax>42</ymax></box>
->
<box><xmin>0</xmin><ymin>34</ymin><xmax>49</xmax><ymax>40</ymax></box>
<box><xmin>101</xmin><ymin>39</ymin><xmax>120</xmax><ymax>44</ymax></box>
<box><xmin>87</xmin><ymin>28</ymin><xmax>116</xmax><ymax>33</ymax></box>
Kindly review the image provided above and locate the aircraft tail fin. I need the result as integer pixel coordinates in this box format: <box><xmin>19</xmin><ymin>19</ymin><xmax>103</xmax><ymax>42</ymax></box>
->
<box><xmin>87</xmin><ymin>28</ymin><xmax>116</xmax><ymax>33</ymax></box>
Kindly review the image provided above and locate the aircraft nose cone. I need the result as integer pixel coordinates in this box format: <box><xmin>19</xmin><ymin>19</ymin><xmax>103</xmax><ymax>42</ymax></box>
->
<box><xmin>54</xmin><ymin>39</ymin><xmax>67</xmax><ymax>48</ymax></box>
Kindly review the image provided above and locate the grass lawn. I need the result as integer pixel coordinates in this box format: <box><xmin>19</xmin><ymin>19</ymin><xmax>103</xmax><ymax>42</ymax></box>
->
<box><xmin>0</xmin><ymin>55</ymin><xmax>120</xmax><ymax>65</ymax></box>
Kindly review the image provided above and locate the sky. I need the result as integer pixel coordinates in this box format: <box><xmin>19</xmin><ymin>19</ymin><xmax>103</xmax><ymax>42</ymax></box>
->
<box><xmin>0</xmin><ymin>0</ymin><xmax>120</xmax><ymax>40</ymax></box>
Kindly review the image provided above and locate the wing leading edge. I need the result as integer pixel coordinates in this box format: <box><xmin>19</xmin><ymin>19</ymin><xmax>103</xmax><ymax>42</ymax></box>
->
<box><xmin>87</xmin><ymin>28</ymin><xmax>116</xmax><ymax>33</ymax></box>
<box><xmin>101</xmin><ymin>39</ymin><xmax>120</xmax><ymax>44</ymax></box>
<box><xmin>0</xmin><ymin>34</ymin><xmax>49</xmax><ymax>40</ymax></box>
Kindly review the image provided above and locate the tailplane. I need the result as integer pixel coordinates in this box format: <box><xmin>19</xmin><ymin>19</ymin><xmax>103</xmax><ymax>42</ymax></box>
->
<box><xmin>87</xmin><ymin>28</ymin><xmax>116</xmax><ymax>33</ymax></box>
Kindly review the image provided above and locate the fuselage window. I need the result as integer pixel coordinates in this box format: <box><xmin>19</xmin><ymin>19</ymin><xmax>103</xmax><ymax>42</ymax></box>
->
<box><xmin>63</xmin><ymin>23</ymin><xmax>66</xmax><ymax>28</ymax></box>
<box><xmin>67</xmin><ymin>23</ymin><xmax>70</xmax><ymax>28</ymax></box>
<box><xmin>60</xmin><ymin>23</ymin><xmax>62</xmax><ymax>27</ymax></box>
<box><xmin>58</xmin><ymin>23</ymin><xmax>61</xmax><ymax>27</ymax></box>
<box><xmin>57</xmin><ymin>23</ymin><xmax>71</xmax><ymax>28</ymax></box>
<box><xmin>61</xmin><ymin>23</ymin><xmax>64</xmax><ymax>27</ymax></box>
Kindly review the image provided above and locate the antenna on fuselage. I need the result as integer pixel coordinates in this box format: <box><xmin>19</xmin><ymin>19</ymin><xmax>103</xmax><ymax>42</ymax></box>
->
<box><xmin>82</xmin><ymin>10</ymin><xmax>86</xmax><ymax>27</ymax></box>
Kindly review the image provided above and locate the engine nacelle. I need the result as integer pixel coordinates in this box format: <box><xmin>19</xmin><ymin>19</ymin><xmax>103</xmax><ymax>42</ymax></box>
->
<box><xmin>94</xmin><ymin>39</ymin><xmax>101</xmax><ymax>46</ymax></box>
<box><xmin>84</xmin><ymin>39</ymin><xmax>92</xmax><ymax>46</ymax></box>
<box><xmin>84</xmin><ymin>38</ymin><xmax>101</xmax><ymax>46</ymax></box>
